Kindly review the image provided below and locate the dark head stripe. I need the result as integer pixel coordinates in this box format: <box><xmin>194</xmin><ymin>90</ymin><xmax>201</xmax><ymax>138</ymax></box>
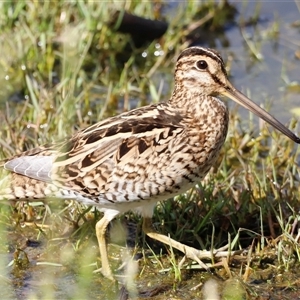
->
<box><xmin>177</xmin><ymin>47</ymin><xmax>227</xmax><ymax>76</ymax></box>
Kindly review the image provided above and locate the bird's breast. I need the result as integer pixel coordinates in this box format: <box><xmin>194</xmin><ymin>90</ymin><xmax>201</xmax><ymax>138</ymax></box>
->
<box><xmin>182</xmin><ymin>96</ymin><xmax>229</xmax><ymax>179</ymax></box>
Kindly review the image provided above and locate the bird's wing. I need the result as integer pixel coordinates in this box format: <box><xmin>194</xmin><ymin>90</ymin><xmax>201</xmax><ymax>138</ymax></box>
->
<box><xmin>4</xmin><ymin>103</ymin><xmax>185</xmax><ymax>199</ymax></box>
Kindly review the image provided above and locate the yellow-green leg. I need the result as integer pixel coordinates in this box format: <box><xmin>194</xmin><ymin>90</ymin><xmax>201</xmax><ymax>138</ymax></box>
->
<box><xmin>142</xmin><ymin>217</ymin><xmax>209</xmax><ymax>269</ymax></box>
<box><xmin>95</xmin><ymin>215</ymin><xmax>114</xmax><ymax>280</ymax></box>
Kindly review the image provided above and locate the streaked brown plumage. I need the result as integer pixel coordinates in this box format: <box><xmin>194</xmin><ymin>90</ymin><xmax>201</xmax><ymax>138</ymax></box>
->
<box><xmin>1</xmin><ymin>47</ymin><xmax>299</xmax><ymax>280</ymax></box>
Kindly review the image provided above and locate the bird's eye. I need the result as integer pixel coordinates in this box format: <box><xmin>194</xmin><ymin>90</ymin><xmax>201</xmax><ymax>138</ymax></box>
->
<box><xmin>196</xmin><ymin>60</ymin><xmax>208</xmax><ymax>70</ymax></box>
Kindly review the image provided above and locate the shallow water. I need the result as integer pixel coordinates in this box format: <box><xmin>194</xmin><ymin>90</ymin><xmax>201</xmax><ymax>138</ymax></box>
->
<box><xmin>223</xmin><ymin>1</ymin><xmax>300</xmax><ymax>121</ymax></box>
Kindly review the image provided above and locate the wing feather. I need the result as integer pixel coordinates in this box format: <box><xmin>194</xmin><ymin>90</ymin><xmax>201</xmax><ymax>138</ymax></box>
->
<box><xmin>3</xmin><ymin>102</ymin><xmax>185</xmax><ymax>201</ymax></box>
<box><xmin>4</xmin><ymin>156</ymin><xmax>53</xmax><ymax>182</ymax></box>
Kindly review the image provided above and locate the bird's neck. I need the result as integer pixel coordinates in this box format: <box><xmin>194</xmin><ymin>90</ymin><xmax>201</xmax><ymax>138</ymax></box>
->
<box><xmin>168</xmin><ymin>84</ymin><xmax>229</xmax><ymax>178</ymax></box>
<box><xmin>170</xmin><ymin>85</ymin><xmax>228</xmax><ymax>120</ymax></box>
<box><xmin>169</xmin><ymin>85</ymin><xmax>229</xmax><ymax>154</ymax></box>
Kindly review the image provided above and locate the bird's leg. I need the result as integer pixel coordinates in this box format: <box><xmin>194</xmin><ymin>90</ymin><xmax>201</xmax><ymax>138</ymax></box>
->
<box><xmin>142</xmin><ymin>217</ymin><xmax>209</xmax><ymax>269</ymax></box>
<box><xmin>142</xmin><ymin>217</ymin><xmax>238</xmax><ymax>269</ymax></box>
<box><xmin>95</xmin><ymin>216</ymin><xmax>114</xmax><ymax>280</ymax></box>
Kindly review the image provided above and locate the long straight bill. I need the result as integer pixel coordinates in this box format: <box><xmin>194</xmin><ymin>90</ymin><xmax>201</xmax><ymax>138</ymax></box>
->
<box><xmin>222</xmin><ymin>87</ymin><xmax>300</xmax><ymax>144</ymax></box>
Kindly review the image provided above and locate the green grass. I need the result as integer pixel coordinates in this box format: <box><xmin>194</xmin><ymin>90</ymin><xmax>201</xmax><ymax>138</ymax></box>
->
<box><xmin>0</xmin><ymin>1</ymin><xmax>300</xmax><ymax>299</ymax></box>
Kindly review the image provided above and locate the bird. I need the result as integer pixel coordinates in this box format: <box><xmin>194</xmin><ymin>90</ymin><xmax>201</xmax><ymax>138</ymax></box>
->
<box><xmin>0</xmin><ymin>47</ymin><xmax>299</xmax><ymax>281</ymax></box>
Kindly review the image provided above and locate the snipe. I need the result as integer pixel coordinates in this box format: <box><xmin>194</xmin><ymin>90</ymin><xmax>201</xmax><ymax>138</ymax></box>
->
<box><xmin>1</xmin><ymin>47</ymin><xmax>299</xmax><ymax>280</ymax></box>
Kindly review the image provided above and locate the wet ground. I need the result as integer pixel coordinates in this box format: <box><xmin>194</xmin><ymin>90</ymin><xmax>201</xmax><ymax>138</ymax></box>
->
<box><xmin>1</xmin><ymin>1</ymin><xmax>300</xmax><ymax>299</ymax></box>
<box><xmin>1</xmin><ymin>204</ymin><xmax>300</xmax><ymax>300</ymax></box>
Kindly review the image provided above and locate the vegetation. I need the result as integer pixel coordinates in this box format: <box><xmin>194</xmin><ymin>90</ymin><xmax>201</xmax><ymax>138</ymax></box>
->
<box><xmin>0</xmin><ymin>1</ymin><xmax>299</xmax><ymax>299</ymax></box>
